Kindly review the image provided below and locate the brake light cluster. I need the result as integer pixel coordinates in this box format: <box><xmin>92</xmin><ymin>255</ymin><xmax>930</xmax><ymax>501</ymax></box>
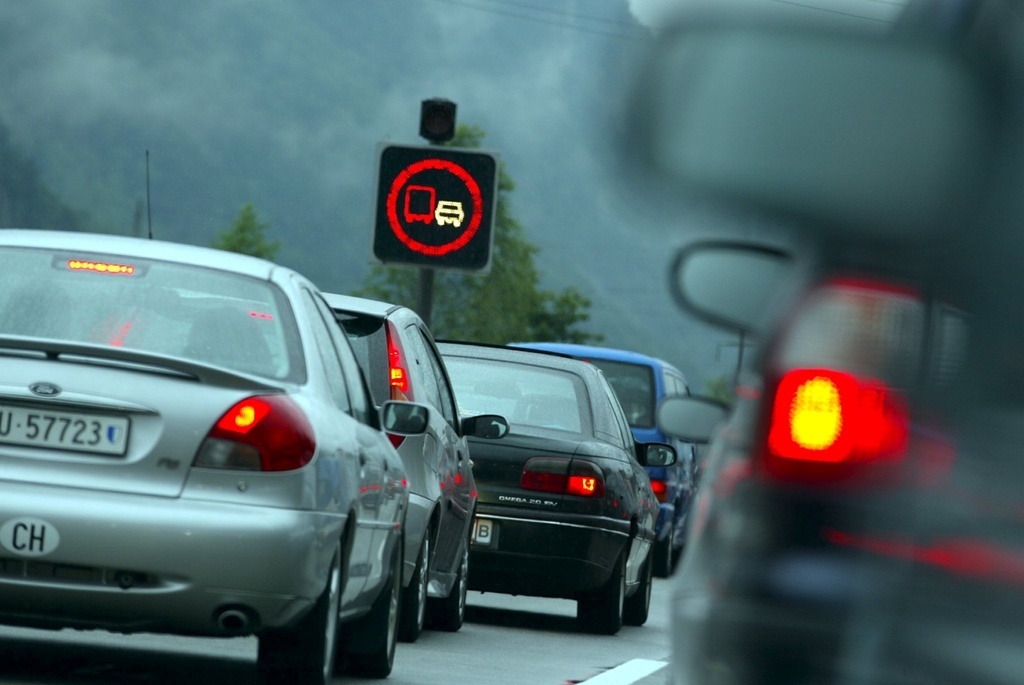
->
<box><xmin>520</xmin><ymin>457</ymin><xmax>606</xmax><ymax>497</ymax></box>
<box><xmin>761</xmin><ymin>277</ymin><xmax>921</xmax><ymax>484</ymax></box>
<box><xmin>650</xmin><ymin>478</ymin><xmax>669</xmax><ymax>503</ymax></box>
<box><xmin>387</xmin><ymin>321</ymin><xmax>412</xmax><ymax>401</ymax></box>
<box><xmin>194</xmin><ymin>394</ymin><xmax>316</xmax><ymax>471</ymax></box>
<box><xmin>767</xmin><ymin>368</ymin><xmax>909</xmax><ymax>465</ymax></box>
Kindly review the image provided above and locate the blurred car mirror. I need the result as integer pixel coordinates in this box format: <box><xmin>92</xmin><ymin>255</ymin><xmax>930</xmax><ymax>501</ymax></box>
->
<box><xmin>658</xmin><ymin>395</ymin><xmax>730</xmax><ymax>444</ymax></box>
<box><xmin>670</xmin><ymin>241</ymin><xmax>797</xmax><ymax>334</ymax></box>
<box><xmin>641</xmin><ymin>443</ymin><xmax>677</xmax><ymax>468</ymax></box>
<box><xmin>461</xmin><ymin>414</ymin><xmax>510</xmax><ymax>439</ymax></box>
<box><xmin>381</xmin><ymin>400</ymin><xmax>430</xmax><ymax>436</ymax></box>
<box><xmin>629</xmin><ymin>11</ymin><xmax>996</xmax><ymax>240</ymax></box>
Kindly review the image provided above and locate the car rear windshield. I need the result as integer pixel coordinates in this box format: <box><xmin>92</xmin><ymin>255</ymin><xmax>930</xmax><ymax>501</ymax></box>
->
<box><xmin>582</xmin><ymin>359</ymin><xmax>656</xmax><ymax>429</ymax></box>
<box><xmin>445</xmin><ymin>356</ymin><xmax>591</xmax><ymax>435</ymax></box>
<box><xmin>335</xmin><ymin>312</ymin><xmax>389</xmax><ymax>401</ymax></box>
<box><xmin>0</xmin><ymin>247</ymin><xmax>301</xmax><ymax>380</ymax></box>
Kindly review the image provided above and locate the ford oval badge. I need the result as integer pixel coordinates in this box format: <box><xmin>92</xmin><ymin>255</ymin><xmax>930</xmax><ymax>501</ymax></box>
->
<box><xmin>29</xmin><ymin>382</ymin><xmax>62</xmax><ymax>397</ymax></box>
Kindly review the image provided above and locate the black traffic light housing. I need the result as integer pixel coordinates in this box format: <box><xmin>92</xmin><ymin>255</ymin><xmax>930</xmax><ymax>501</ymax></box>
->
<box><xmin>419</xmin><ymin>98</ymin><xmax>457</xmax><ymax>143</ymax></box>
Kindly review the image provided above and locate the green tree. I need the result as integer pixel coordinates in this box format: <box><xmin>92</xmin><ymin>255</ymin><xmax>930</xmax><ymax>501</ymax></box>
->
<box><xmin>212</xmin><ymin>203</ymin><xmax>280</xmax><ymax>259</ymax></box>
<box><xmin>357</xmin><ymin>124</ymin><xmax>602</xmax><ymax>344</ymax></box>
<box><xmin>703</xmin><ymin>374</ymin><xmax>735</xmax><ymax>406</ymax></box>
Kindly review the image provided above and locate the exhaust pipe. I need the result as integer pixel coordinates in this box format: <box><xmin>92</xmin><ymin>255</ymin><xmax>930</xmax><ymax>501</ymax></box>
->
<box><xmin>216</xmin><ymin>608</ymin><xmax>252</xmax><ymax>633</ymax></box>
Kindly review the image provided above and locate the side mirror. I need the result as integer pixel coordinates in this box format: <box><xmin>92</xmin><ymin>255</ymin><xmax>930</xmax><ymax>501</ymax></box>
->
<box><xmin>629</xmin><ymin>13</ymin><xmax>993</xmax><ymax>240</ymax></box>
<box><xmin>461</xmin><ymin>414</ymin><xmax>509</xmax><ymax>440</ymax></box>
<box><xmin>658</xmin><ymin>395</ymin><xmax>730</xmax><ymax>444</ymax></box>
<box><xmin>640</xmin><ymin>443</ymin><xmax>677</xmax><ymax>468</ymax></box>
<box><xmin>381</xmin><ymin>400</ymin><xmax>429</xmax><ymax>436</ymax></box>
<box><xmin>670</xmin><ymin>241</ymin><xmax>797</xmax><ymax>335</ymax></box>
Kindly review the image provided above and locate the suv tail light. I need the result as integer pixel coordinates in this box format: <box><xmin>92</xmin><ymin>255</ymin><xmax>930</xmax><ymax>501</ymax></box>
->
<box><xmin>194</xmin><ymin>394</ymin><xmax>316</xmax><ymax>471</ymax></box>
<box><xmin>386</xmin><ymin>321</ymin><xmax>412</xmax><ymax>401</ymax></box>
<box><xmin>520</xmin><ymin>457</ymin><xmax>606</xmax><ymax>498</ymax></box>
<box><xmin>761</xmin><ymin>277</ymin><xmax>923</xmax><ymax>484</ymax></box>
<box><xmin>385</xmin><ymin>320</ymin><xmax>411</xmax><ymax>449</ymax></box>
<box><xmin>764</xmin><ymin>368</ymin><xmax>909</xmax><ymax>481</ymax></box>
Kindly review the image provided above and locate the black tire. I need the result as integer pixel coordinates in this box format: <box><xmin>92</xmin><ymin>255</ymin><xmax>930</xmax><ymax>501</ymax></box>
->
<box><xmin>257</xmin><ymin>547</ymin><xmax>341</xmax><ymax>685</ymax></box>
<box><xmin>576</xmin><ymin>550</ymin><xmax>624</xmax><ymax>635</ymax></box>
<box><xmin>427</xmin><ymin>535</ymin><xmax>468</xmax><ymax>632</ymax></box>
<box><xmin>653</xmin><ymin>524</ymin><xmax>675</xmax><ymax>579</ymax></box>
<box><xmin>623</xmin><ymin>548</ymin><xmax>653</xmax><ymax>627</ymax></box>
<box><xmin>398</xmin><ymin>533</ymin><xmax>429</xmax><ymax>642</ymax></box>
<box><xmin>341</xmin><ymin>533</ymin><xmax>403</xmax><ymax>678</ymax></box>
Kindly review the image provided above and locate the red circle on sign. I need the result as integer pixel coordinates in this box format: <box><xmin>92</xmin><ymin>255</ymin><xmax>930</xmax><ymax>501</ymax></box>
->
<box><xmin>386</xmin><ymin>158</ymin><xmax>484</xmax><ymax>256</ymax></box>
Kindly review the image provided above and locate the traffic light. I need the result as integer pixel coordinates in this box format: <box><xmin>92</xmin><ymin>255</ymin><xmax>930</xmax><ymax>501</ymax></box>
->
<box><xmin>419</xmin><ymin>98</ymin><xmax>457</xmax><ymax>143</ymax></box>
<box><xmin>372</xmin><ymin>143</ymin><xmax>498</xmax><ymax>272</ymax></box>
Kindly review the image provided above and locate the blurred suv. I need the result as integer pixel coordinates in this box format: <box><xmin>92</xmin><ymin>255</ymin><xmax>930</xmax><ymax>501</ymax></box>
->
<box><xmin>630</xmin><ymin>2</ymin><xmax>1024</xmax><ymax>683</ymax></box>
<box><xmin>324</xmin><ymin>293</ymin><xmax>499</xmax><ymax>642</ymax></box>
<box><xmin>511</xmin><ymin>342</ymin><xmax>696</xmax><ymax>577</ymax></box>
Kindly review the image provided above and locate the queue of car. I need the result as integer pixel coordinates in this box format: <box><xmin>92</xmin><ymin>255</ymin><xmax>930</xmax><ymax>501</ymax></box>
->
<box><xmin>0</xmin><ymin>227</ymin><xmax>683</xmax><ymax>683</ymax></box>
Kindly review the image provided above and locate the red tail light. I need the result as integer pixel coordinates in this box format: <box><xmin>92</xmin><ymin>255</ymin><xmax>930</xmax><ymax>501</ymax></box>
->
<box><xmin>764</xmin><ymin>368</ymin><xmax>909</xmax><ymax>481</ymax></box>
<box><xmin>194</xmin><ymin>395</ymin><xmax>316</xmax><ymax>471</ymax></box>
<box><xmin>761</xmin><ymin>276</ymin><xmax>926</xmax><ymax>484</ymax></box>
<box><xmin>520</xmin><ymin>457</ymin><xmax>606</xmax><ymax>498</ymax></box>
<box><xmin>650</xmin><ymin>478</ymin><xmax>669</xmax><ymax>503</ymax></box>
<box><xmin>386</xmin><ymin>321</ymin><xmax>412</xmax><ymax>401</ymax></box>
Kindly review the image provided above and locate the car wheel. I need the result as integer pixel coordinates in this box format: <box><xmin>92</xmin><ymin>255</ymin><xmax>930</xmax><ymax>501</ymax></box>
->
<box><xmin>576</xmin><ymin>550</ymin><xmax>624</xmax><ymax>635</ymax></box>
<box><xmin>341</xmin><ymin>533</ymin><xmax>403</xmax><ymax>678</ymax></box>
<box><xmin>399</xmin><ymin>532</ymin><xmax>429</xmax><ymax>642</ymax></box>
<box><xmin>623</xmin><ymin>548</ymin><xmax>653</xmax><ymax>627</ymax></box>
<box><xmin>653</xmin><ymin>521</ymin><xmax>675</xmax><ymax>578</ymax></box>
<box><xmin>427</xmin><ymin>534</ymin><xmax>468</xmax><ymax>631</ymax></box>
<box><xmin>257</xmin><ymin>546</ymin><xmax>341</xmax><ymax>685</ymax></box>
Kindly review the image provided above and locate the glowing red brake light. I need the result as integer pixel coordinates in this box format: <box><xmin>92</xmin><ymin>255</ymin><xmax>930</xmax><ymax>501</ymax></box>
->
<box><xmin>766</xmin><ymin>368</ymin><xmax>908</xmax><ymax>470</ymax></box>
<box><xmin>195</xmin><ymin>394</ymin><xmax>316</xmax><ymax>472</ymax></box>
<box><xmin>386</xmin><ymin>321</ymin><xmax>412</xmax><ymax>401</ymax></box>
<box><xmin>649</xmin><ymin>478</ymin><xmax>669</xmax><ymax>503</ymax></box>
<box><xmin>521</xmin><ymin>457</ymin><xmax>605</xmax><ymax>497</ymax></box>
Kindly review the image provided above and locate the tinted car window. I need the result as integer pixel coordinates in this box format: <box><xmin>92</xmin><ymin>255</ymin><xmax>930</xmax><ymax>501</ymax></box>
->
<box><xmin>446</xmin><ymin>356</ymin><xmax>588</xmax><ymax>434</ymax></box>
<box><xmin>402</xmin><ymin>323</ymin><xmax>441</xmax><ymax>411</ymax></box>
<box><xmin>583</xmin><ymin>358</ymin><xmax>656</xmax><ymax>429</ymax></box>
<box><xmin>411</xmin><ymin>325</ymin><xmax>458</xmax><ymax>429</ymax></box>
<box><xmin>335</xmin><ymin>311</ymin><xmax>389</xmax><ymax>403</ymax></box>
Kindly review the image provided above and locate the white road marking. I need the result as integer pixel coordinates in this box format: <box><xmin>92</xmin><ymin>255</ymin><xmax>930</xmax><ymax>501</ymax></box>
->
<box><xmin>579</xmin><ymin>658</ymin><xmax>668</xmax><ymax>684</ymax></box>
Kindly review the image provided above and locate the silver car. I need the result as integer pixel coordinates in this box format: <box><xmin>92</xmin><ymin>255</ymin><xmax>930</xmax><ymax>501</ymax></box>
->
<box><xmin>0</xmin><ymin>229</ymin><xmax>423</xmax><ymax>684</ymax></box>
<box><xmin>324</xmin><ymin>292</ymin><xmax>506</xmax><ymax>642</ymax></box>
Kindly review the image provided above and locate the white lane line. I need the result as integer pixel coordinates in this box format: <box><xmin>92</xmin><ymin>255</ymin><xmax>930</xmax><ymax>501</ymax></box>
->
<box><xmin>578</xmin><ymin>658</ymin><xmax>668</xmax><ymax>684</ymax></box>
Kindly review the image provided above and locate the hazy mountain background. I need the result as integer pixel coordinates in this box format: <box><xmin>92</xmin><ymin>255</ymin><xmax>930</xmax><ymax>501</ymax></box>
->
<box><xmin>0</xmin><ymin>0</ymin><xmax>905</xmax><ymax>391</ymax></box>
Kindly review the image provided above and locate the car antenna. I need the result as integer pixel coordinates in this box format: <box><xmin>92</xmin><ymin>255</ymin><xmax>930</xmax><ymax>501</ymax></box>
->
<box><xmin>146</xmin><ymin>149</ymin><xmax>153</xmax><ymax>239</ymax></box>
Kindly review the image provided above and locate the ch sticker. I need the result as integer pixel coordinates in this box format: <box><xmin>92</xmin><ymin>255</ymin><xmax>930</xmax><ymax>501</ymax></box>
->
<box><xmin>1</xmin><ymin>517</ymin><xmax>61</xmax><ymax>557</ymax></box>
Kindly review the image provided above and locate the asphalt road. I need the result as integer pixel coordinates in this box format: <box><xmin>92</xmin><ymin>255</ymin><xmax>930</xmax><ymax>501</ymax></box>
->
<box><xmin>0</xmin><ymin>577</ymin><xmax>677</xmax><ymax>685</ymax></box>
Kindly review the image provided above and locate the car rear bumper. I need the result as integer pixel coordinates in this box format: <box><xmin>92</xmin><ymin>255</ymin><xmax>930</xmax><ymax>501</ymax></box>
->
<box><xmin>468</xmin><ymin>507</ymin><xmax>630</xmax><ymax>598</ymax></box>
<box><xmin>0</xmin><ymin>481</ymin><xmax>345</xmax><ymax>636</ymax></box>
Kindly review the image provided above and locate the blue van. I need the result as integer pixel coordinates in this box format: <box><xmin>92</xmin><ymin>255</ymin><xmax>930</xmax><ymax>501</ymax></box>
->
<box><xmin>509</xmin><ymin>342</ymin><xmax>696</xmax><ymax>577</ymax></box>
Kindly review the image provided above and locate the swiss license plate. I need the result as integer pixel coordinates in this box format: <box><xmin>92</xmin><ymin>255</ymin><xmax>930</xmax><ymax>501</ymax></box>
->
<box><xmin>0</xmin><ymin>404</ymin><xmax>129</xmax><ymax>456</ymax></box>
<box><xmin>472</xmin><ymin>517</ymin><xmax>495</xmax><ymax>547</ymax></box>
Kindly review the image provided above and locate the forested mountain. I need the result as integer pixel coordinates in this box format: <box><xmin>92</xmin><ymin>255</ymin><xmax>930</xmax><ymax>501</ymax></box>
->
<box><xmin>0</xmin><ymin>1</ymin><xmax>742</xmax><ymax>391</ymax></box>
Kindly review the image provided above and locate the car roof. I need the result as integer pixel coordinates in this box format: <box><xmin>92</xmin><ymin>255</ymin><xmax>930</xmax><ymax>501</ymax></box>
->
<box><xmin>509</xmin><ymin>341</ymin><xmax>684</xmax><ymax>377</ymax></box>
<box><xmin>0</xmin><ymin>229</ymin><xmax>285</xmax><ymax>280</ymax></box>
<box><xmin>321</xmin><ymin>291</ymin><xmax>405</xmax><ymax>319</ymax></box>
